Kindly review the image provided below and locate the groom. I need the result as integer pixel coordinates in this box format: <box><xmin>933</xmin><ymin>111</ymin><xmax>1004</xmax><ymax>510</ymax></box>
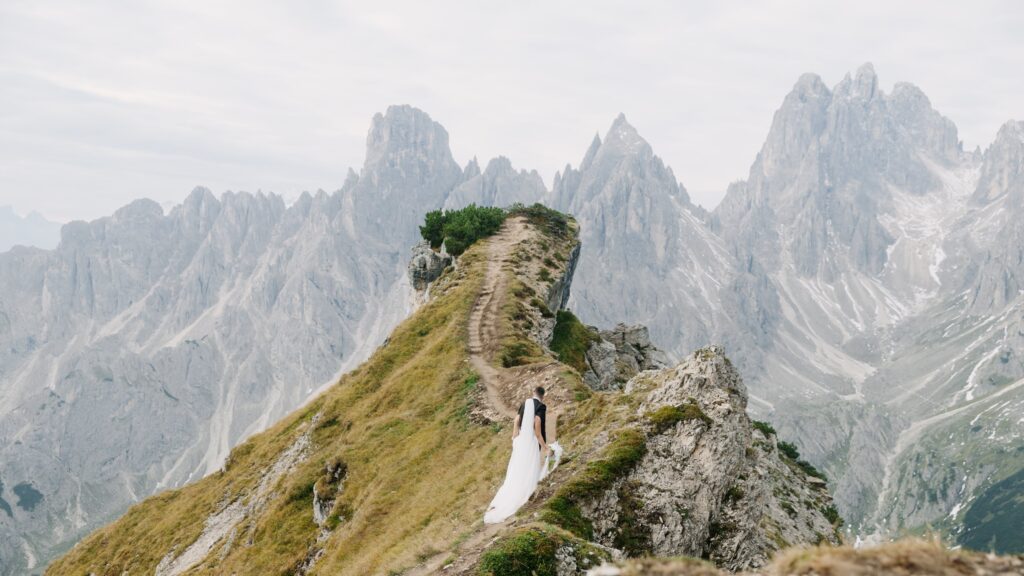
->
<box><xmin>513</xmin><ymin>386</ymin><xmax>550</xmax><ymax>456</ymax></box>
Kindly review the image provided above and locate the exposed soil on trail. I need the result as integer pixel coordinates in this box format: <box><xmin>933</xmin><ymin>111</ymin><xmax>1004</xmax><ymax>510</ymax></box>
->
<box><xmin>465</xmin><ymin>217</ymin><xmax>573</xmax><ymax>439</ymax></box>
<box><xmin>466</xmin><ymin>218</ymin><xmax>529</xmax><ymax>420</ymax></box>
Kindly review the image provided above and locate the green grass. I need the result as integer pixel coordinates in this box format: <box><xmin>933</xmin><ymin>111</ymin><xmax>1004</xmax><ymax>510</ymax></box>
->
<box><xmin>500</xmin><ymin>338</ymin><xmax>542</xmax><ymax>368</ymax></box>
<box><xmin>477</xmin><ymin>527</ymin><xmax>562</xmax><ymax>576</ymax></box>
<box><xmin>646</xmin><ymin>402</ymin><xmax>712</xmax><ymax>434</ymax></box>
<box><xmin>548</xmin><ymin>310</ymin><xmax>598</xmax><ymax>374</ymax></box>
<box><xmin>477</xmin><ymin>525</ymin><xmax>609</xmax><ymax>576</ymax></box>
<box><xmin>529</xmin><ymin>297</ymin><xmax>553</xmax><ymax>318</ymax></box>
<box><xmin>507</xmin><ymin>203</ymin><xmax>574</xmax><ymax>238</ymax></box>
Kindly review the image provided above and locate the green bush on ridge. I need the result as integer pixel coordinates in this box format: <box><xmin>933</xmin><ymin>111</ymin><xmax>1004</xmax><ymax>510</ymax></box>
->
<box><xmin>419</xmin><ymin>204</ymin><xmax>507</xmax><ymax>256</ymax></box>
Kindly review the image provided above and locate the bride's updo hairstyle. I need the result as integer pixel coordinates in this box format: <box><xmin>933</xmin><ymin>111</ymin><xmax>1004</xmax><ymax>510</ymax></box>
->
<box><xmin>535</xmin><ymin>386</ymin><xmax>545</xmax><ymax>398</ymax></box>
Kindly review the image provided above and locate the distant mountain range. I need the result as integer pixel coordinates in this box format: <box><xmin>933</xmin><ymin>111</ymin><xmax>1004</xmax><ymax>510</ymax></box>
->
<box><xmin>0</xmin><ymin>206</ymin><xmax>61</xmax><ymax>252</ymax></box>
<box><xmin>1</xmin><ymin>64</ymin><xmax>1021</xmax><ymax>573</ymax></box>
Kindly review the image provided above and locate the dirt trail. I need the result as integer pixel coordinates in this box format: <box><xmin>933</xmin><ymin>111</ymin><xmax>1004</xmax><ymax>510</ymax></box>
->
<box><xmin>466</xmin><ymin>218</ymin><xmax>530</xmax><ymax>419</ymax></box>
<box><xmin>406</xmin><ymin>218</ymin><xmax>572</xmax><ymax>576</ymax></box>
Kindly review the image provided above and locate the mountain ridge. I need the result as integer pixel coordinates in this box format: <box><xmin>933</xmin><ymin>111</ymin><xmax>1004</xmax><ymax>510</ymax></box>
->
<box><xmin>48</xmin><ymin>210</ymin><xmax>844</xmax><ymax>575</ymax></box>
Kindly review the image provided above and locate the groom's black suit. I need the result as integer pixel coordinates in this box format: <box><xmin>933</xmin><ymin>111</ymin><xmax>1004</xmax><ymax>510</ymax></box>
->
<box><xmin>517</xmin><ymin>398</ymin><xmax>547</xmax><ymax>442</ymax></box>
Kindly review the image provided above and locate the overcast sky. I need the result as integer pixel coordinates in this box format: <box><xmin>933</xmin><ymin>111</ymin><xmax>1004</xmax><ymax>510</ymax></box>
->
<box><xmin>1</xmin><ymin>1</ymin><xmax>1021</xmax><ymax>222</ymax></box>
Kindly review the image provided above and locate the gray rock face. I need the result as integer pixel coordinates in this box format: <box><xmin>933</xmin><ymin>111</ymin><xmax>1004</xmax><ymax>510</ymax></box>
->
<box><xmin>407</xmin><ymin>241</ymin><xmax>452</xmax><ymax>291</ymax></box>
<box><xmin>580</xmin><ymin>347</ymin><xmax>840</xmax><ymax>571</ymax></box>
<box><xmin>546</xmin><ymin>241</ymin><xmax>581</xmax><ymax>314</ymax></box>
<box><xmin>552</xmin><ymin>115</ymin><xmax>739</xmax><ymax>368</ymax></box>
<box><xmin>445</xmin><ymin>156</ymin><xmax>547</xmax><ymax>210</ymax></box>
<box><xmin>582</xmin><ymin>324</ymin><xmax>669</xmax><ymax>391</ymax></box>
<box><xmin>0</xmin><ymin>105</ymin><xmax>544</xmax><ymax>575</ymax></box>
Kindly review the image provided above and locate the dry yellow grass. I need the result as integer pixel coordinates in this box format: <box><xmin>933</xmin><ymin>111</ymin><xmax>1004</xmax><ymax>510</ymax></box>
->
<box><xmin>768</xmin><ymin>537</ymin><xmax>1024</xmax><ymax>575</ymax></box>
<box><xmin>599</xmin><ymin>539</ymin><xmax>1024</xmax><ymax>575</ymax></box>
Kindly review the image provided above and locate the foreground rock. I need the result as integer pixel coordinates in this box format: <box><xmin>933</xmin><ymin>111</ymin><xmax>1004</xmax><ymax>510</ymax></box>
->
<box><xmin>591</xmin><ymin>538</ymin><xmax>1024</xmax><ymax>575</ymax></box>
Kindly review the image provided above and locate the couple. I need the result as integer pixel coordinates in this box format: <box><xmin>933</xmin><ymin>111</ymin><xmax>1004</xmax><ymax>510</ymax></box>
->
<box><xmin>484</xmin><ymin>386</ymin><xmax>561</xmax><ymax>524</ymax></box>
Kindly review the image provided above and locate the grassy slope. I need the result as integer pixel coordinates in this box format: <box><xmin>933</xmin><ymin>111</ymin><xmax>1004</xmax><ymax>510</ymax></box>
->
<box><xmin>50</xmin><ymin>211</ymin><xmax>593</xmax><ymax>576</ymax></box>
<box><xmin>49</xmin><ymin>244</ymin><xmax>515</xmax><ymax>575</ymax></box>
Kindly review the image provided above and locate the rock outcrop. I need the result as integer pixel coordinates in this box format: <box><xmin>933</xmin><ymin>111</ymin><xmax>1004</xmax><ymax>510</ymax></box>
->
<box><xmin>564</xmin><ymin>347</ymin><xmax>840</xmax><ymax>572</ymax></box>
<box><xmin>407</xmin><ymin>241</ymin><xmax>452</xmax><ymax>290</ymax></box>
<box><xmin>582</xmin><ymin>323</ymin><xmax>669</xmax><ymax>391</ymax></box>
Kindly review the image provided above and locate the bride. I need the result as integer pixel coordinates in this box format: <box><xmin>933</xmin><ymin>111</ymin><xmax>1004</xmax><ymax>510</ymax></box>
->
<box><xmin>484</xmin><ymin>386</ymin><xmax>552</xmax><ymax>524</ymax></box>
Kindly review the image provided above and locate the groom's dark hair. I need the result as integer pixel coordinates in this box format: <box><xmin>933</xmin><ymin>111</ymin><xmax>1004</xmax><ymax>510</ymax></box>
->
<box><xmin>535</xmin><ymin>386</ymin><xmax>545</xmax><ymax>398</ymax></box>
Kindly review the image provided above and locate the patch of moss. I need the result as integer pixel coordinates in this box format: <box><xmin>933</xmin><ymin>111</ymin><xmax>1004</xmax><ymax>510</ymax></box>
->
<box><xmin>777</xmin><ymin>440</ymin><xmax>828</xmax><ymax>481</ymax></box>
<box><xmin>752</xmin><ymin>420</ymin><xmax>776</xmax><ymax>437</ymax></box>
<box><xmin>646</xmin><ymin>402</ymin><xmax>712</xmax><ymax>434</ymax></box>
<box><xmin>529</xmin><ymin>297</ymin><xmax>553</xmax><ymax>318</ymax></box>
<box><xmin>781</xmin><ymin>501</ymin><xmax>797</xmax><ymax>517</ymax></box>
<box><xmin>477</xmin><ymin>525</ymin><xmax>608</xmax><ymax>576</ymax></box>
<box><xmin>613</xmin><ymin>481</ymin><xmax>652</xmax><ymax>556</ymax></box>
<box><xmin>723</xmin><ymin>485</ymin><xmax>745</xmax><ymax>505</ymax></box>
<box><xmin>797</xmin><ymin>460</ymin><xmax>827</xmax><ymax>481</ymax></box>
<box><xmin>708</xmin><ymin>518</ymin><xmax>738</xmax><ymax>541</ymax></box>
<box><xmin>548</xmin><ymin>310</ymin><xmax>599</xmax><ymax>374</ymax></box>
<box><xmin>477</xmin><ymin>527</ymin><xmax>561</xmax><ymax>576</ymax></box>
<box><xmin>540</xmin><ymin>428</ymin><xmax>647</xmax><ymax>539</ymax></box>
<box><xmin>822</xmin><ymin>504</ymin><xmax>843</xmax><ymax>527</ymax></box>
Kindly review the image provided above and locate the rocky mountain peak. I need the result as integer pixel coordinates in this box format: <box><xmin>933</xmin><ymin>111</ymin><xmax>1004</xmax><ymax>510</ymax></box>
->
<box><xmin>973</xmin><ymin>119</ymin><xmax>1024</xmax><ymax>204</ymax></box>
<box><xmin>580</xmin><ymin>132</ymin><xmax>602</xmax><ymax>171</ymax></box>
<box><xmin>353</xmin><ymin>105</ymin><xmax>463</xmax><ymax>241</ymax></box>
<box><xmin>601</xmin><ymin>113</ymin><xmax>651</xmax><ymax>158</ymax></box>
<box><xmin>463</xmin><ymin>157</ymin><xmax>482</xmax><ymax>179</ymax></box>
<box><xmin>443</xmin><ymin>155</ymin><xmax>546</xmax><ymax>210</ymax></box>
<box><xmin>832</xmin><ymin>62</ymin><xmax>878</xmax><ymax>101</ymax></box>
<box><xmin>791</xmin><ymin>72</ymin><xmax>830</xmax><ymax>97</ymax></box>
<box><xmin>853</xmin><ymin>62</ymin><xmax>878</xmax><ymax>99</ymax></box>
<box><xmin>483</xmin><ymin>155</ymin><xmax>515</xmax><ymax>177</ymax></box>
<box><xmin>362</xmin><ymin>104</ymin><xmax>460</xmax><ymax>183</ymax></box>
<box><xmin>111</xmin><ymin>197</ymin><xmax>164</xmax><ymax>222</ymax></box>
<box><xmin>990</xmin><ymin>119</ymin><xmax>1024</xmax><ymax>150</ymax></box>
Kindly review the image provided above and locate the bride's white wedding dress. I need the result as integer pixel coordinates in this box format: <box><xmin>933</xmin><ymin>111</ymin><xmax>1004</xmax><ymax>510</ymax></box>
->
<box><xmin>484</xmin><ymin>398</ymin><xmax>543</xmax><ymax>524</ymax></box>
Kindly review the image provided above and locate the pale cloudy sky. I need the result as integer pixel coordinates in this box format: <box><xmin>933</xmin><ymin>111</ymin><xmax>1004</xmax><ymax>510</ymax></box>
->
<box><xmin>1</xmin><ymin>0</ymin><xmax>1021</xmax><ymax>222</ymax></box>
